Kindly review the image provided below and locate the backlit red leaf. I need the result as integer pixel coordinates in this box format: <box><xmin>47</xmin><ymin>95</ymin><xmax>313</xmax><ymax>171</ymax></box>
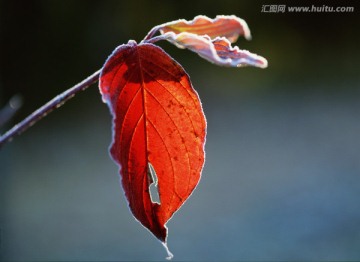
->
<box><xmin>99</xmin><ymin>41</ymin><xmax>206</xmax><ymax>250</ymax></box>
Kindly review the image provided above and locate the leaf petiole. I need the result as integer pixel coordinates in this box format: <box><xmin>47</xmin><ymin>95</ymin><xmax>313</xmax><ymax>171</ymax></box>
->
<box><xmin>141</xmin><ymin>35</ymin><xmax>168</xmax><ymax>44</ymax></box>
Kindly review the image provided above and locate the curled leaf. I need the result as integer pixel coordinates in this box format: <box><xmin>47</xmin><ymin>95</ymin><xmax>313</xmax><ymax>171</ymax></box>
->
<box><xmin>147</xmin><ymin>15</ymin><xmax>251</xmax><ymax>42</ymax></box>
<box><xmin>163</xmin><ymin>33</ymin><xmax>268</xmax><ymax>68</ymax></box>
<box><xmin>144</xmin><ymin>15</ymin><xmax>268</xmax><ymax>68</ymax></box>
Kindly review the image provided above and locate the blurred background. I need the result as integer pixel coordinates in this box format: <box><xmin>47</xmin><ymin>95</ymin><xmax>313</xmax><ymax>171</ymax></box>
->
<box><xmin>1</xmin><ymin>0</ymin><xmax>360</xmax><ymax>261</ymax></box>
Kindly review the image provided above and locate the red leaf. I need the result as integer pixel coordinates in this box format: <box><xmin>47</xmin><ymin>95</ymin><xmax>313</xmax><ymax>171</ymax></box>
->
<box><xmin>99</xmin><ymin>41</ymin><xmax>206</xmax><ymax>245</ymax></box>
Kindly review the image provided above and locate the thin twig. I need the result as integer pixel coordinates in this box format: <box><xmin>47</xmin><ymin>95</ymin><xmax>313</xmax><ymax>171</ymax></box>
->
<box><xmin>0</xmin><ymin>69</ymin><xmax>101</xmax><ymax>148</ymax></box>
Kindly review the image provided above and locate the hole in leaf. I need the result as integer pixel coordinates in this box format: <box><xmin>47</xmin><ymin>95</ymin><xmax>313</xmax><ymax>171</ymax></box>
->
<box><xmin>148</xmin><ymin>163</ymin><xmax>161</xmax><ymax>204</ymax></box>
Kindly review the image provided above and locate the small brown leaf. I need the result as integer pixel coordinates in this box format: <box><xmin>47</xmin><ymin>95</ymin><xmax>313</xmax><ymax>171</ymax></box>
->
<box><xmin>144</xmin><ymin>15</ymin><xmax>268</xmax><ymax>69</ymax></box>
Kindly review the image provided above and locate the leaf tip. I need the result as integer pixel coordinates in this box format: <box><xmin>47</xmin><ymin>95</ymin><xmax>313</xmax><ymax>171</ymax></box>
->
<box><xmin>259</xmin><ymin>57</ymin><xmax>268</xmax><ymax>68</ymax></box>
<box><xmin>240</xmin><ymin>53</ymin><xmax>268</xmax><ymax>69</ymax></box>
<box><xmin>162</xmin><ymin>242</ymin><xmax>174</xmax><ymax>260</ymax></box>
